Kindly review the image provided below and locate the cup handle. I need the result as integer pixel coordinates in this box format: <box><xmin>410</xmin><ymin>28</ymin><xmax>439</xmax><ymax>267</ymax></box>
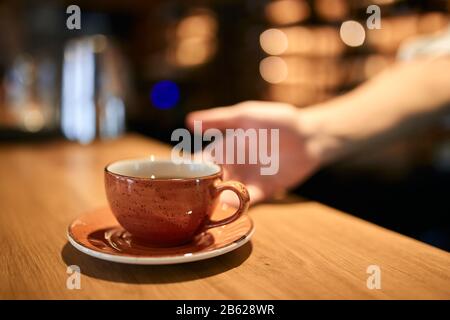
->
<box><xmin>205</xmin><ymin>181</ymin><xmax>250</xmax><ymax>229</ymax></box>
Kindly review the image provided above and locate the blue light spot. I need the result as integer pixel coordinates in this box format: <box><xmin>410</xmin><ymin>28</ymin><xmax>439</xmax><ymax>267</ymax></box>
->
<box><xmin>150</xmin><ymin>80</ymin><xmax>180</xmax><ymax>109</ymax></box>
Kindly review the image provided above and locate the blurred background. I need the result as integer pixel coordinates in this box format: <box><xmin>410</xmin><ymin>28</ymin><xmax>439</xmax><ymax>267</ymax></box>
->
<box><xmin>1</xmin><ymin>0</ymin><xmax>449</xmax><ymax>250</ymax></box>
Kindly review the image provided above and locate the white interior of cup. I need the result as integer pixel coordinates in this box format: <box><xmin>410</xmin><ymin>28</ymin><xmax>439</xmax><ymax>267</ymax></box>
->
<box><xmin>106</xmin><ymin>158</ymin><xmax>221</xmax><ymax>179</ymax></box>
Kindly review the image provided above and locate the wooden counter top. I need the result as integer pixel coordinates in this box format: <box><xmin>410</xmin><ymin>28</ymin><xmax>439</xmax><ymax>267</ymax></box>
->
<box><xmin>1</xmin><ymin>134</ymin><xmax>449</xmax><ymax>299</ymax></box>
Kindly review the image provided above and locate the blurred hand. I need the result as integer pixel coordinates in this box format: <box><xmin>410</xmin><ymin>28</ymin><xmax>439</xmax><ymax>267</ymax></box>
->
<box><xmin>186</xmin><ymin>101</ymin><xmax>325</xmax><ymax>205</ymax></box>
<box><xmin>188</xmin><ymin>58</ymin><xmax>450</xmax><ymax>205</ymax></box>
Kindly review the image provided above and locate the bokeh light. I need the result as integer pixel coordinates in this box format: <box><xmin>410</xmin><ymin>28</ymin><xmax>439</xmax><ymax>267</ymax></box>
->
<box><xmin>340</xmin><ymin>20</ymin><xmax>366</xmax><ymax>47</ymax></box>
<box><xmin>315</xmin><ymin>0</ymin><xmax>349</xmax><ymax>22</ymax></box>
<box><xmin>174</xmin><ymin>37</ymin><xmax>216</xmax><ymax>67</ymax></box>
<box><xmin>168</xmin><ymin>8</ymin><xmax>218</xmax><ymax>68</ymax></box>
<box><xmin>259</xmin><ymin>56</ymin><xmax>288</xmax><ymax>84</ymax></box>
<box><xmin>150</xmin><ymin>80</ymin><xmax>180</xmax><ymax>110</ymax></box>
<box><xmin>260</xmin><ymin>28</ymin><xmax>289</xmax><ymax>55</ymax></box>
<box><xmin>91</xmin><ymin>34</ymin><xmax>107</xmax><ymax>53</ymax></box>
<box><xmin>265</xmin><ymin>0</ymin><xmax>310</xmax><ymax>26</ymax></box>
<box><xmin>282</xmin><ymin>26</ymin><xmax>345</xmax><ymax>57</ymax></box>
<box><xmin>176</xmin><ymin>12</ymin><xmax>217</xmax><ymax>39</ymax></box>
<box><xmin>23</xmin><ymin>108</ymin><xmax>44</xmax><ymax>132</ymax></box>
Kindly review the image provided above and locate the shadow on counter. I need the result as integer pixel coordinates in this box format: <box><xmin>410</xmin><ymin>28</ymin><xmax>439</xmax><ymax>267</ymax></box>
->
<box><xmin>61</xmin><ymin>241</ymin><xmax>252</xmax><ymax>284</ymax></box>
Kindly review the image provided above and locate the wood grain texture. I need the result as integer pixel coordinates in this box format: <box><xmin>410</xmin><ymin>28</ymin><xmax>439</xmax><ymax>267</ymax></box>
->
<box><xmin>0</xmin><ymin>134</ymin><xmax>449</xmax><ymax>299</ymax></box>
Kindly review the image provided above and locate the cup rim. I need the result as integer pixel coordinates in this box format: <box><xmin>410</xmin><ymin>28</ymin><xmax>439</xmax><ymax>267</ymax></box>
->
<box><xmin>104</xmin><ymin>157</ymin><xmax>222</xmax><ymax>182</ymax></box>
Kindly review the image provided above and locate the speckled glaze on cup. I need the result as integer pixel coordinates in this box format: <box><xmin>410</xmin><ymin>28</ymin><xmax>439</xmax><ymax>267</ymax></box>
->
<box><xmin>105</xmin><ymin>158</ymin><xmax>250</xmax><ymax>246</ymax></box>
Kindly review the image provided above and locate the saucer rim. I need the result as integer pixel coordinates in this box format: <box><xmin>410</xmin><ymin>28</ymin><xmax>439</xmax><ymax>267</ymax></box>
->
<box><xmin>67</xmin><ymin>210</ymin><xmax>255</xmax><ymax>265</ymax></box>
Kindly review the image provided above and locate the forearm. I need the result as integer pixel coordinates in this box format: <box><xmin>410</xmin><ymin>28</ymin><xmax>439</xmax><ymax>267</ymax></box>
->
<box><xmin>301</xmin><ymin>57</ymin><xmax>450</xmax><ymax>164</ymax></box>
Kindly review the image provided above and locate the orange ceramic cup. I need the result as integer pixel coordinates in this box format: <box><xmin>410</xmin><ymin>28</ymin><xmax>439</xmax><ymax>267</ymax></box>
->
<box><xmin>105</xmin><ymin>158</ymin><xmax>250</xmax><ymax>246</ymax></box>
